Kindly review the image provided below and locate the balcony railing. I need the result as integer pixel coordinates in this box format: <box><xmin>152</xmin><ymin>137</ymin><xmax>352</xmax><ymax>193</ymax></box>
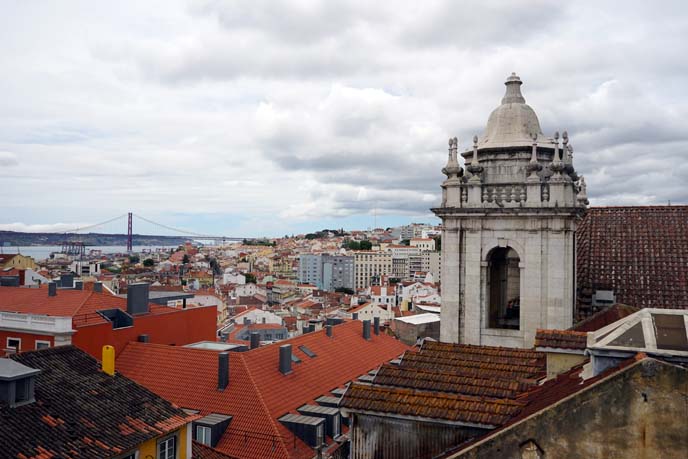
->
<box><xmin>0</xmin><ymin>312</ymin><xmax>74</xmax><ymax>333</ymax></box>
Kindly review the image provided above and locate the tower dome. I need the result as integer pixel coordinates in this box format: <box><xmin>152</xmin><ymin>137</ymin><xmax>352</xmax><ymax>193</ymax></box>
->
<box><xmin>478</xmin><ymin>73</ymin><xmax>553</xmax><ymax>149</ymax></box>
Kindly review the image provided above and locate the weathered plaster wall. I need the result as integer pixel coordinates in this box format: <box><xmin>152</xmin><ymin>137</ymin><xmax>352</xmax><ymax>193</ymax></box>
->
<box><xmin>546</xmin><ymin>353</ymin><xmax>587</xmax><ymax>379</ymax></box>
<box><xmin>452</xmin><ymin>359</ymin><xmax>688</xmax><ymax>459</ymax></box>
<box><xmin>350</xmin><ymin>413</ymin><xmax>484</xmax><ymax>459</ymax></box>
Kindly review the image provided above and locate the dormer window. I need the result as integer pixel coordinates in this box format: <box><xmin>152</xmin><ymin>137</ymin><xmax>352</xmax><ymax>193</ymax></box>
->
<box><xmin>0</xmin><ymin>358</ymin><xmax>41</xmax><ymax>408</ymax></box>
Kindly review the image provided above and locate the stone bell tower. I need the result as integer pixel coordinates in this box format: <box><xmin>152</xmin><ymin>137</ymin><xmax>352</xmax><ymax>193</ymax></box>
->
<box><xmin>432</xmin><ymin>73</ymin><xmax>588</xmax><ymax>348</ymax></box>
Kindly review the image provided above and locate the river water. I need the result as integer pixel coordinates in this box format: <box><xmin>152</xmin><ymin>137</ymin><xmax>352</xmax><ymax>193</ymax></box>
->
<box><xmin>0</xmin><ymin>245</ymin><xmax>179</xmax><ymax>261</ymax></box>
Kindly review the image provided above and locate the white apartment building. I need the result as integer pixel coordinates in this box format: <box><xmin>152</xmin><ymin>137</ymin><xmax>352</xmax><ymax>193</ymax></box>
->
<box><xmin>353</xmin><ymin>251</ymin><xmax>392</xmax><ymax>290</ymax></box>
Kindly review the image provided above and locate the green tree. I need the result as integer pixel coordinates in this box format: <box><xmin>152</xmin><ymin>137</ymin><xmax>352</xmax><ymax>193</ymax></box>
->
<box><xmin>305</xmin><ymin>233</ymin><xmax>318</xmax><ymax>240</ymax></box>
<box><xmin>128</xmin><ymin>255</ymin><xmax>140</xmax><ymax>264</ymax></box>
<box><xmin>335</xmin><ymin>287</ymin><xmax>354</xmax><ymax>295</ymax></box>
<box><xmin>400</xmin><ymin>239</ymin><xmax>410</xmax><ymax>246</ymax></box>
<box><xmin>244</xmin><ymin>273</ymin><xmax>257</xmax><ymax>284</ymax></box>
<box><xmin>359</xmin><ymin>240</ymin><xmax>373</xmax><ymax>251</ymax></box>
<box><xmin>143</xmin><ymin>258</ymin><xmax>155</xmax><ymax>267</ymax></box>
<box><xmin>345</xmin><ymin>240</ymin><xmax>361</xmax><ymax>250</ymax></box>
<box><xmin>182</xmin><ymin>254</ymin><xmax>190</xmax><ymax>264</ymax></box>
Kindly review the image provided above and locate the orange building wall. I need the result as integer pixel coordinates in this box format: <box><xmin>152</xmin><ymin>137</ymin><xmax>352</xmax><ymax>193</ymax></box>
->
<box><xmin>0</xmin><ymin>331</ymin><xmax>54</xmax><ymax>353</ymax></box>
<box><xmin>73</xmin><ymin>306</ymin><xmax>217</xmax><ymax>358</ymax></box>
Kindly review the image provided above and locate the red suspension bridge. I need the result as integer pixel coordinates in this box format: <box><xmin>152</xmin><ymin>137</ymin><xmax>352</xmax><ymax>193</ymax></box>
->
<box><xmin>61</xmin><ymin>212</ymin><xmax>247</xmax><ymax>252</ymax></box>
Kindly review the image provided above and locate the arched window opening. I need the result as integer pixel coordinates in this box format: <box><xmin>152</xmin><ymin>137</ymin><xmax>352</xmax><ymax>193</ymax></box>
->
<box><xmin>488</xmin><ymin>247</ymin><xmax>520</xmax><ymax>329</ymax></box>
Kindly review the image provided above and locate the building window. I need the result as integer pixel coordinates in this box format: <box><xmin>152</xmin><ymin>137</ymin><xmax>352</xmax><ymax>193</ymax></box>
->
<box><xmin>35</xmin><ymin>340</ymin><xmax>51</xmax><ymax>350</ymax></box>
<box><xmin>121</xmin><ymin>452</ymin><xmax>138</xmax><ymax>459</ymax></box>
<box><xmin>487</xmin><ymin>247</ymin><xmax>520</xmax><ymax>330</ymax></box>
<box><xmin>157</xmin><ymin>434</ymin><xmax>177</xmax><ymax>459</ymax></box>
<box><xmin>196</xmin><ymin>425</ymin><xmax>211</xmax><ymax>446</ymax></box>
<box><xmin>7</xmin><ymin>337</ymin><xmax>21</xmax><ymax>351</ymax></box>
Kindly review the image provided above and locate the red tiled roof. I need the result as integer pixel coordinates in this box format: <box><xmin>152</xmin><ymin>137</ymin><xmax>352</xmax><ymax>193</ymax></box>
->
<box><xmin>341</xmin><ymin>340</ymin><xmax>545</xmax><ymax>428</ymax></box>
<box><xmin>116</xmin><ymin>320</ymin><xmax>410</xmax><ymax>459</ymax></box>
<box><xmin>342</xmin><ymin>383</ymin><xmax>523</xmax><ymax>427</ymax></box>
<box><xmin>193</xmin><ymin>441</ymin><xmax>240</xmax><ymax>459</ymax></box>
<box><xmin>534</xmin><ymin>329</ymin><xmax>587</xmax><ymax>351</ymax></box>
<box><xmin>0</xmin><ymin>287</ymin><xmax>176</xmax><ymax>326</ymax></box>
<box><xmin>572</xmin><ymin>303</ymin><xmax>639</xmax><ymax>332</ymax></box>
<box><xmin>576</xmin><ymin>206</ymin><xmax>688</xmax><ymax>318</ymax></box>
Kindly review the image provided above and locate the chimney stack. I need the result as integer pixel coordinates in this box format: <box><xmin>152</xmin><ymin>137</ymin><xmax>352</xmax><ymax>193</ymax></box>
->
<box><xmin>60</xmin><ymin>273</ymin><xmax>74</xmax><ymax>288</ymax></box>
<box><xmin>74</xmin><ymin>280</ymin><xmax>83</xmax><ymax>291</ymax></box>
<box><xmin>374</xmin><ymin>317</ymin><xmax>380</xmax><ymax>335</ymax></box>
<box><xmin>126</xmin><ymin>283</ymin><xmax>150</xmax><ymax>315</ymax></box>
<box><xmin>362</xmin><ymin>320</ymin><xmax>371</xmax><ymax>340</ymax></box>
<box><xmin>218</xmin><ymin>352</ymin><xmax>229</xmax><ymax>390</ymax></box>
<box><xmin>93</xmin><ymin>281</ymin><xmax>103</xmax><ymax>293</ymax></box>
<box><xmin>48</xmin><ymin>282</ymin><xmax>57</xmax><ymax>297</ymax></box>
<box><xmin>250</xmin><ymin>332</ymin><xmax>260</xmax><ymax>350</ymax></box>
<box><xmin>326</xmin><ymin>325</ymin><xmax>333</xmax><ymax>337</ymax></box>
<box><xmin>279</xmin><ymin>344</ymin><xmax>292</xmax><ymax>375</ymax></box>
<box><xmin>352</xmin><ymin>312</ymin><xmax>359</xmax><ymax>320</ymax></box>
<box><xmin>308</xmin><ymin>324</ymin><xmax>315</xmax><ymax>333</ymax></box>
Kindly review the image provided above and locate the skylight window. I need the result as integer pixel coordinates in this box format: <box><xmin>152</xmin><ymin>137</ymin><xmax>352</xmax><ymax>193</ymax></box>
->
<box><xmin>653</xmin><ymin>314</ymin><xmax>688</xmax><ymax>351</ymax></box>
<box><xmin>299</xmin><ymin>345</ymin><xmax>317</xmax><ymax>358</ymax></box>
<box><xmin>291</xmin><ymin>354</ymin><xmax>302</xmax><ymax>364</ymax></box>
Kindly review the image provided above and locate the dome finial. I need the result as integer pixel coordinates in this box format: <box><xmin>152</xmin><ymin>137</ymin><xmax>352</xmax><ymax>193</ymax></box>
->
<box><xmin>501</xmin><ymin>73</ymin><xmax>525</xmax><ymax>104</ymax></box>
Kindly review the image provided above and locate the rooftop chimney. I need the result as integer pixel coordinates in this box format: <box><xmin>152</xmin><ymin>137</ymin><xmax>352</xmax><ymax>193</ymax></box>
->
<box><xmin>352</xmin><ymin>312</ymin><xmax>359</xmax><ymax>320</ymax></box>
<box><xmin>279</xmin><ymin>344</ymin><xmax>292</xmax><ymax>375</ymax></box>
<box><xmin>48</xmin><ymin>282</ymin><xmax>57</xmax><ymax>297</ymax></box>
<box><xmin>126</xmin><ymin>283</ymin><xmax>150</xmax><ymax>315</ymax></box>
<box><xmin>250</xmin><ymin>332</ymin><xmax>260</xmax><ymax>350</ymax></box>
<box><xmin>326</xmin><ymin>325</ymin><xmax>333</xmax><ymax>338</ymax></box>
<box><xmin>93</xmin><ymin>281</ymin><xmax>103</xmax><ymax>293</ymax></box>
<box><xmin>74</xmin><ymin>280</ymin><xmax>83</xmax><ymax>291</ymax></box>
<box><xmin>218</xmin><ymin>352</ymin><xmax>229</xmax><ymax>390</ymax></box>
<box><xmin>362</xmin><ymin>320</ymin><xmax>371</xmax><ymax>340</ymax></box>
<box><xmin>374</xmin><ymin>317</ymin><xmax>380</xmax><ymax>335</ymax></box>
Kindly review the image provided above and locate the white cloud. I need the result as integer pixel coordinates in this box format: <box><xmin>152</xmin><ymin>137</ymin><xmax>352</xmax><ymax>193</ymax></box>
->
<box><xmin>0</xmin><ymin>0</ymin><xmax>687</xmax><ymax>236</ymax></box>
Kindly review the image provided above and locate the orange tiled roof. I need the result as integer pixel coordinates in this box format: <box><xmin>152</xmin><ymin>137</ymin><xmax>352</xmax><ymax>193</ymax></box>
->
<box><xmin>535</xmin><ymin>329</ymin><xmax>587</xmax><ymax>350</ymax></box>
<box><xmin>116</xmin><ymin>320</ymin><xmax>410</xmax><ymax>459</ymax></box>
<box><xmin>0</xmin><ymin>287</ymin><xmax>176</xmax><ymax>326</ymax></box>
<box><xmin>341</xmin><ymin>340</ymin><xmax>546</xmax><ymax>429</ymax></box>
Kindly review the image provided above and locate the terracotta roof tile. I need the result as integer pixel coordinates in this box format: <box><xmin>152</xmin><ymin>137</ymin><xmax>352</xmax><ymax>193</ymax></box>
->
<box><xmin>2</xmin><ymin>346</ymin><xmax>196</xmax><ymax>459</ymax></box>
<box><xmin>576</xmin><ymin>206</ymin><xmax>688</xmax><ymax>318</ymax></box>
<box><xmin>341</xmin><ymin>383</ymin><xmax>524</xmax><ymax>427</ymax></box>
<box><xmin>117</xmin><ymin>320</ymin><xmax>410</xmax><ymax>459</ymax></box>
<box><xmin>534</xmin><ymin>329</ymin><xmax>587</xmax><ymax>350</ymax></box>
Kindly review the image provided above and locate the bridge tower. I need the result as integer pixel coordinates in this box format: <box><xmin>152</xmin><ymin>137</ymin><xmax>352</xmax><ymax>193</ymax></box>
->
<box><xmin>127</xmin><ymin>212</ymin><xmax>133</xmax><ymax>252</ymax></box>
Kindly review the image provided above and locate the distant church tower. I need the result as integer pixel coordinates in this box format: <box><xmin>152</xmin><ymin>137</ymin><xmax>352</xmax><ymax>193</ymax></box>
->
<box><xmin>432</xmin><ymin>74</ymin><xmax>588</xmax><ymax>348</ymax></box>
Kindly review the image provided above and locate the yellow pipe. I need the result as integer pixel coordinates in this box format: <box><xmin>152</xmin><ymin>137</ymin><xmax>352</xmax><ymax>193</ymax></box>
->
<box><xmin>102</xmin><ymin>345</ymin><xmax>115</xmax><ymax>376</ymax></box>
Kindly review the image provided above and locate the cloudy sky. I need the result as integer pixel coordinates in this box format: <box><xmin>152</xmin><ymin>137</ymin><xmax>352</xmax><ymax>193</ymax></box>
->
<box><xmin>1</xmin><ymin>0</ymin><xmax>686</xmax><ymax>237</ymax></box>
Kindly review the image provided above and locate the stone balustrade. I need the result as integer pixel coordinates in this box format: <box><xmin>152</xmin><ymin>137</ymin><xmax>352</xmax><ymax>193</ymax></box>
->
<box><xmin>0</xmin><ymin>312</ymin><xmax>74</xmax><ymax>334</ymax></box>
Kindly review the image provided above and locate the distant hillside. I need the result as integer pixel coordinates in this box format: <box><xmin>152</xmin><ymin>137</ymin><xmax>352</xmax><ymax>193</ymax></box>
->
<box><xmin>0</xmin><ymin>231</ymin><xmax>189</xmax><ymax>247</ymax></box>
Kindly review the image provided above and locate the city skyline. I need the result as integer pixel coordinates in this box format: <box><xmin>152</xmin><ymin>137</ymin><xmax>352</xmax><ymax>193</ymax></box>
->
<box><xmin>2</xmin><ymin>0</ymin><xmax>687</xmax><ymax>237</ymax></box>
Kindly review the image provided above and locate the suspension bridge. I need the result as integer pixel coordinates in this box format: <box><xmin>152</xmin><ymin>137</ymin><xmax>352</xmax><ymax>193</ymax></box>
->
<box><xmin>61</xmin><ymin>212</ymin><xmax>248</xmax><ymax>252</ymax></box>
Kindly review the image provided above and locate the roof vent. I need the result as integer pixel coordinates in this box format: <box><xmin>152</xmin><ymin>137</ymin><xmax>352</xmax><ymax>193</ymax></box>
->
<box><xmin>374</xmin><ymin>317</ymin><xmax>380</xmax><ymax>335</ymax></box>
<box><xmin>93</xmin><ymin>281</ymin><xmax>103</xmax><ymax>293</ymax></box>
<box><xmin>326</xmin><ymin>325</ymin><xmax>333</xmax><ymax>338</ymax></box>
<box><xmin>362</xmin><ymin>320</ymin><xmax>371</xmax><ymax>340</ymax></box>
<box><xmin>137</xmin><ymin>334</ymin><xmax>149</xmax><ymax>343</ymax></box>
<box><xmin>48</xmin><ymin>281</ymin><xmax>57</xmax><ymax>297</ymax></box>
<box><xmin>250</xmin><ymin>332</ymin><xmax>260</xmax><ymax>350</ymax></box>
<box><xmin>74</xmin><ymin>280</ymin><xmax>83</xmax><ymax>291</ymax></box>
<box><xmin>592</xmin><ymin>290</ymin><xmax>615</xmax><ymax>307</ymax></box>
<box><xmin>218</xmin><ymin>352</ymin><xmax>229</xmax><ymax>390</ymax></box>
<box><xmin>279</xmin><ymin>344</ymin><xmax>292</xmax><ymax>375</ymax></box>
<box><xmin>0</xmin><ymin>358</ymin><xmax>41</xmax><ymax>408</ymax></box>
